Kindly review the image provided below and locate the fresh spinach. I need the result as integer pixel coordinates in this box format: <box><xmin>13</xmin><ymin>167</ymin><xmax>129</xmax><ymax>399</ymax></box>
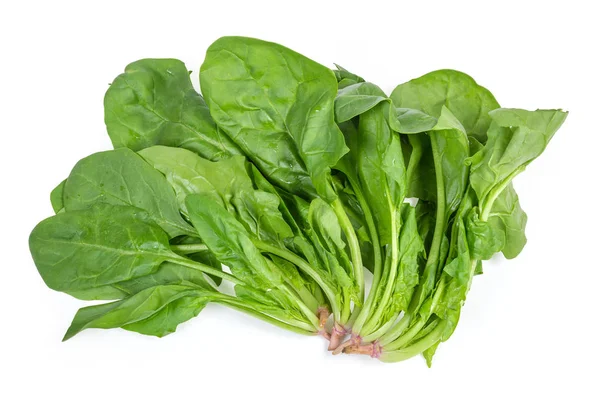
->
<box><xmin>29</xmin><ymin>36</ymin><xmax>567</xmax><ymax>366</ymax></box>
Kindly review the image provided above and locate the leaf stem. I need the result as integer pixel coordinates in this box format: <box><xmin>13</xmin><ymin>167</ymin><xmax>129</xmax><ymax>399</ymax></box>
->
<box><xmin>344</xmin><ymin>182</ymin><xmax>382</xmax><ymax>334</ymax></box>
<box><xmin>481</xmin><ymin>166</ymin><xmax>525</xmax><ymax>221</ymax></box>
<box><xmin>360</xmin><ymin>198</ymin><xmax>399</xmax><ymax>336</ymax></box>
<box><xmin>252</xmin><ymin>240</ymin><xmax>341</xmax><ymax>322</ymax></box>
<box><xmin>217</xmin><ymin>299</ymin><xmax>316</xmax><ymax>335</ymax></box>
<box><xmin>361</xmin><ymin>315</ymin><xmax>398</xmax><ymax>343</ymax></box>
<box><xmin>379</xmin><ymin>320</ymin><xmax>447</xmax><ymax>363</ymax></box>
<box><xmin>168</xmin><ymin>255</ymin><xmax>245</xmax><ymax>286</ymax></box>
<box><xmin>281</xmin><ymin>284</ymin><xmax>321</xmax><ymax>330</ymax></box>
<box><xmin>332</xmin><ymin>198</ymin><xmax>365</xmax><ymax>302</ymax></box>
<box><xmin>170</xmin><ymin>243</ymin><xmax>208</xmax><ymax>254</ymax></box>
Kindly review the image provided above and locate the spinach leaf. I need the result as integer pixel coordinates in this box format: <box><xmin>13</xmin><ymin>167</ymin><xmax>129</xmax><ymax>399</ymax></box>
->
<box><xmin>63</xmin><ymin>285</ymin><xmax>216</xmax><ymax>340</ymax></box>
<box><xmin>200</xmin><ymin>36</ymin><xmax>348</xmax><ymax>201</ymax></box>
<box><xmin>185</xmin><ymin>193</ymin><xmax>282</xmax><ymax>288</ymax></box>
<box><xmin>105</xmin><ymin>58</ymin><xmax>242</xmax><ymax>160</ymax></box>
<box><xmin>333</xmin><ymin>64</ymin><xmax>365</xmax><ymax>89</ymax></box>
<box><xmin>63</xmin><ymin>148</ymin><xmax>196</xmax><ymax>238</ymax></box>
<box><xmin>140</xmin><ymin>146</ymin><xmax>294</xmax><ymax>246</ymax></box>
<box><xmin>390</xmin><ymin>69</ymin><xmax>500</xmax><ymax>142</ymax></box>
<box><xmin>392</xmin><ymin>205</ymin><xmax>425</xmax><ymax>312</ymax></box>
<box><xmin>50</xmin><ymin>179</ymin><xmax>66</xmax><ymax>213</ymax></box>
<box><xmin>469</xmin><ymin>108</ymin><xmax>568</xmax><ymax>216</ymax></box>
<box><xmin>29</xmin><ymin>204</ymin><xmax>173</xmax><ymax>297</ymax></box>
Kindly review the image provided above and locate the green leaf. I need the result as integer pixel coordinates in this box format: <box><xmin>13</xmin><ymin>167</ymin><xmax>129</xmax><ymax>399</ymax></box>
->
<box><xmin>334</xmin><ymin>82</ymin><xmax>388</xmax><ymax>123</ymax></box>
<box><xmin>29</xmin><ymin>204</ymin><xmax>172</xmax><ymax>297</ymax></box>
<box><xmin>487</xmin><ymin>183</ymin><xmax>528</xmax><ymax>259</ymax></box>
<box><xmin>395</xmin><ymin>108</ymin><xmax>438</xmax><ymax>134</ymax></box>
<box><xmin>139</xmin><ymin>146</ymin><xmax>252</xmax><ymax>214</ymax></box>
<box><xmin>50</xmin><ymin>180</ymin><xmax>66</xmax><ymax>213</ymax></box>
<box><xmin>63</xmin><ymin>148</ymin><xmax>195</xmax><ymax>238</ymax></box>
<box><xmin>430</xmin><ymin>106</ymin><xmax>470</xmax><ymax>218</ymax></box>
<box><xmin>423</xmin><ymin>342</ymin><xmax>439</xmax><ymax>367</ymax></box>
<box><xmin>392</xmin><ymin>205</ymin><xmax>425</xmax><ymax>312</ymax></box>
<box><xmin>333</xmin><ymin>64</ymin><xmax>365</xmax><ymax>89</ymax></box>
<box><xmin>465</xmin><ymin>209</ymin><xmax>505</xmax><ymax>260</ymax></box>
<box><xmin>469</xmin><ymin>108</ymin><xmax>567</xmax><ymax>208</ymax></box>
<box><xmin>355</xmin><ymin>102</ymin><xmax>406</xmax><ymax>245</ymax></box>
<box><xmin>63</xmin><ymin>285</ymin><xmax>214</xmax><ymax>340</ymax></box>
<box><xmin>200</xmin><ymin>36</ymin><xmax>348</xmax><ymax>201</ymax></box>
<box><xmin>104</xmin><ymin>58</ymin><xmax>242</xmax><ymax>160</ymax></box>
<box><xmin>390</xmin><ymin>69</ymin><xmax>500</xmax><ymax>142</ymax></box>
<box><xmin>185</xmin><ymin>194</ymin><xmax>281</xmax><ymax>288</ymax></box>
<box><xmin>140</xmin><ymin>146</ymin><xmax>293</xmax><ymax>246</ymax></box>
<box><xmin>115</xmin><ymin>261</ymin><xmax>216</xmax><ymax>295</ymax></box>
<box><xmin>334</xmin><ymin>82</ymin><xmax>436</xmax><ymax>133</ymax></box>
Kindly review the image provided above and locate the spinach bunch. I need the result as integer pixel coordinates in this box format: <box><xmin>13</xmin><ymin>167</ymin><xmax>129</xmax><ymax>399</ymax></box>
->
<box><xmin>29</xmin><ymin>36</ymin><xmax>566</xmax><ymax>366</ymax></box>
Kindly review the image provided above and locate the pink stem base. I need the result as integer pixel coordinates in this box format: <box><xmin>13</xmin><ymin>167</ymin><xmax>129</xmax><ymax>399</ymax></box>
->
<box><xmin>343</xmin><ymin>341</ymin><xmax>382</xmax><ymax>358</ymax></box>
<box><xmin>327</xmin><ymin>322</ymin><xmax>347</xmax><ymax>351</ymax></box>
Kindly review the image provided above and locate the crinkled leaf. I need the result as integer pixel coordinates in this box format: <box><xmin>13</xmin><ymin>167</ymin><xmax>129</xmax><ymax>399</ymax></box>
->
<box><xmin>392</xmin><ymin>205</ymin><xmax>425</xmax><ymax>311</ymax></box>
<box><xmin>469</xmin><ymin>108</ymin><xmax>568</xmax><ymax>205</ymax></box>
<box><xmin>390</xmin><ymin>69</ymin><xmax>500</xmax><ymax>142</ymax></box>
<box><xmin>29</xmin><ymin>204</ymin><xmax>173</xmax><ymax>297</ymax></box>
<box><xmin>63</xmin><ymin>285</ymin><xmax>214</xmax><ymax>340</ymax></box>
<box><xmin>200</xmin><ymin>36</ymin><xmax>348</xmax><ymax>201</ymax></box>
<box><xmin>140</xmin><ymin>146</ymin><xmax>294</xmax><ymax>247</ymax></box>
<box><xmin>104</xmin><ymin>58</ymin><xmax>242</xmax><ymax>160</ymax></box>
<box><xmin>185</xmin><ymin>194</ymin><xmax>281</xmax><ymax>288</ymax></box>
<box><xmin>333</xmin><ymin>64</ymin><xmax>365</xmax><ymax>89</ymax></box>
<box><xmin>63</xmin><ymin>148</ymin><xmax>195</xmax><ymax>238</ymax></box>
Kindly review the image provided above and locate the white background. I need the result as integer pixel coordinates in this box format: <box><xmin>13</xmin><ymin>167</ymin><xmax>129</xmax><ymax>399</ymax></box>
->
<box><xmin>2</xmin><ymin>1</ymin><xmax>598</xmax><ymax>398</ymax></box>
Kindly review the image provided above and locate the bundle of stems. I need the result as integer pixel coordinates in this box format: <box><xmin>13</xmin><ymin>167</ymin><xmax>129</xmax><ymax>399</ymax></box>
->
<box><xmin>29</xmin><ymin>36</ymin><xmax>566</xmax><ymax>365</ymax></box>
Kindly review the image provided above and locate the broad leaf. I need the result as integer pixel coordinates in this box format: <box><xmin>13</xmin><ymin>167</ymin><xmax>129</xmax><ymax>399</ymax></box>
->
<box><xmin>390</xmin><ymin>69</ymin><xmax>500</xmax><ymax>142</ymax></box>
<box><xmin>64</xmin><ymin>148</ymin><xmax>195</xmax><ymax>238</ymax></box>
<box><xmin>29</xmin><ymin>204</ymin><xmax>172</xmax><ymax>296</ymax></box>
<box><xmin>200</xmin><ymin>36</ymin><xmax>348</xmax><ymax>201</ymax></box>
<box><xmin>104</xmin><ymin>58</ymin><xmax>242</xmax><ymax>160</ymax></box>
<box><xmin>63</xmin><ymin>285</ymin><xmax>215</xmax><ymax>340</ymax></box>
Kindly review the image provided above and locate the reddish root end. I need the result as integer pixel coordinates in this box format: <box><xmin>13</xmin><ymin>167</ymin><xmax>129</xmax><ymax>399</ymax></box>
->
<box><xmin>327</xmin><ymin>322</ymin><xmax>347</xmax><ymax>351</ymax></box>
<box><xmin>343</xmin><ymin>341</ymin><xmax>382</xmax><ymax>358</ymax></box>
<box><xmin>331</xmin><ymin>333</ymin><xmax>361</xmax><ymax>355</ymax></box>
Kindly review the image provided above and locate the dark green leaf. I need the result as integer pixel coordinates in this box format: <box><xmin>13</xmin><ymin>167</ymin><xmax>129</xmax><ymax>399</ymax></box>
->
<box><xmin>104</xmin><ymin>58</ymin><xmax>242</xmax><ymax>160</ymax></box>
<box><xmin>50</xmin><ymin>180</ymin><xmax>66</xmax><ymax>213</ymax></box>
<box><xmin>63</xmin><ymin>285</ymin><xmax>214</xmax><ymax>340</ymax></box>
<box><xmin>390</xmin><ymin>69</ymin><xmax>500</xmax><ymax>142</ymax></box>
<box><xmin>64</xmin><ymin>148</ymin><xmax>195</xmax><ymax>238</ymax></box>
<box><xmin>200</xmin><ymin>36</ymin><xmax>348</xmax><ymax>201</ymax></box>
<box><xmin>29</xmin><ymin>204</ymin><xmax>172</xmax><ymax>297</ymax></box>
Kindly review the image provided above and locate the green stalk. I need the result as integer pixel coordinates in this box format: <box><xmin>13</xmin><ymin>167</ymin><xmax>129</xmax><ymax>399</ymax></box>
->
<box><xmin>217</xmin><ymin>299</ymin><xmax>316</xmax><ymax>335</ymax></box>
<box><xmin>382</xmin><ymin>133</ymin><xmax>447</xmax><ymax>343</ymax></box>
<box><xmin>332</xmin><ymin>198</ymin><xmax>365</xmax><ymax>302</ymax></box>
<box><xmin>422</xmin><ymin>132</ymin><xmax>448</xmax><ymax>290</ymax></box>
<box><xmin>340</xmin><ymin>293</ymin><xmax>352</xmax><ymax>324</ymax></box>
<box><xmin>252</xmin><ymin>240</ymin><xmax>341</xmax><ymax>322</ymax></box>
<box><xmin>385</xmin><ymin>274</ymin><xmax>447</xmax><ymax>350</ymax></box>
<box><xmin>377</xmin><ymin>311</ymin><xmax>413</xmax><ymax>346</ymax></box>
<box><xmin>168</xmin><ymin>255</ymin><xmax>245</xmax><ymax>286</ymax></box>
<box><xmin>406</xmin><ymin>135</ymin><xmax>423</xmax><ymax>186</ymax></box>
<box><xmin>361</xmin><ymin>316</ymin><xmax>397</xmax><ymax>343</ymax></box>
<box><xmin>344</xmin><ymin>182</ymin><xmax>382</xmax><ymax>333</ymax></box>
<box><xmin>360</xmin><ymin>197</ymin><xmax>399</xmax><ymax>336</ymax></box>
<box><xmin>379</xmin><ymin>320</ymin><xmax>447</xmax><ymax>363</ymax></box>
<box><xmin>384</xmin><ymin>317</ymin><xmax>427</xmax><ymax>351</ymax></box>
<box><xmin>170</xmin><ymin>243</ymin><xmax>208</xmax><ymax>254</ymax></box>
<box><xmin>280</xmin><ymin>284</ymin><xmax>321</xmax><ymax>330</ymax></box>
<box><xmin>480</xmin><ymin>166</ymin><xmax>525</xmax><ymax>221</ymax></box>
